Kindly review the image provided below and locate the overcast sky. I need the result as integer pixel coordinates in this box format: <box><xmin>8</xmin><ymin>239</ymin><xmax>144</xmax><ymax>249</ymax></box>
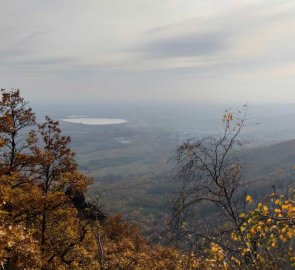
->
<box><xmin>1</xmin><ymin>0</ymin><xmax>295</xmax><ymax>104</ymax></box>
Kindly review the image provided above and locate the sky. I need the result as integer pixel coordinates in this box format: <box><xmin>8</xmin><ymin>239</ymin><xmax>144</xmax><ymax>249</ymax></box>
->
<box><xmin>1</xmin><ymin>0</ymin><xmax>295</xmax><ymax>105</ymax></box>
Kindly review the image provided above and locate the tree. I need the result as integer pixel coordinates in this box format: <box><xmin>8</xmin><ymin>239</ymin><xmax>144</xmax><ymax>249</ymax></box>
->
<box><xmin>0</xmin><ymin>89</ymin><xmax>102</xmax><ymax>269</ymax></box>
<box><xmin>232</xmin><ymin>189</ymin><xmax>295</xmax><ymax>269</ymax></box>
<box><xmin>172</xmin><ymin>109</ymin><xmax>246</xmax><ymax>247</ymax></box>
<box><xmin>0</xmin><ymin>89</ymin><xmax>36</xmax><ymax>176</ymax></box>
<box><xmin>171</xmin><ymin>108</ymin><xmax>295</xmax><ymax>269</ymax></box>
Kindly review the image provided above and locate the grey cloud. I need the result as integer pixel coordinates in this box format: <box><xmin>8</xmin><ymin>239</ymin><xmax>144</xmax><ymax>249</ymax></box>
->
<box><xmin>140</xmin><ymin>0</ymin><xmax>295</xmax><ymax>61</ymax></box>
<box><xmin>0</xmin><ymin>56</ymin><xmax>77</xmax><ymax>75</ymax></box>
<box><xmin>0</xmin><ymin>48</ymin><xmax>27</xmax><ymax>61</ymax></box>
<box><xmin>17</xmin><ymin>30</ymin><xmax>48</xmax><ymax>46</ymax></box>
<box><xmin>0</xmin><ymin>30</ymin><xmax>47</xmax><ymax>62</ymax></box>
<box><xmin>22</xmin><ymin>57</ymin><xmax>75</xmax><ymax>66</ymax></box>
<box><xmin>144</xmin><ymin>31</ymin><xmax>226</xmax><ymax>58</ymax></box>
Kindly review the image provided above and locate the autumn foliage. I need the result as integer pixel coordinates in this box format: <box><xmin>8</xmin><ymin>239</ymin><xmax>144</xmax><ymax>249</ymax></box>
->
<box><xmin>0</xmin><ymin>89</ymin><xmax>294</xmax><ymax>269</ymax></box>
<box><xmin>0</xmin><ymin>89</ymin><xmax>198</xmax><ymax>270</ymax></box>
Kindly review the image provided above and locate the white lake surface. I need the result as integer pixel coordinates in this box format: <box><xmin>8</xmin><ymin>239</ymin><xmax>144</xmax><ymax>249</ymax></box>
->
<box><xmin>60</xmin><ymin>117</ymin><xmax>128</xmax><ymax>125</ymax></box>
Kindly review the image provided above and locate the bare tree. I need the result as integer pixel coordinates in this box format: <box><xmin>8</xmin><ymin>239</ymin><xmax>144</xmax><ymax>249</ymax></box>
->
<box><xmin>171</xmin><ymin>108</ymin><xmax>255</xmax><ymax>259</ymax></box>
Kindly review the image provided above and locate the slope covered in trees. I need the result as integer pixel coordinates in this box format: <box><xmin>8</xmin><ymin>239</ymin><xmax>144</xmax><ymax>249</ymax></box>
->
<box><xmin>0</xmin><ymin>89</ymin><xmax>294</xmax><ymax>269</ymax></box>
<box><xmin>63</xmin><ymin>115</ymin><xmax>295</xmax><ymax>235</ymax></box>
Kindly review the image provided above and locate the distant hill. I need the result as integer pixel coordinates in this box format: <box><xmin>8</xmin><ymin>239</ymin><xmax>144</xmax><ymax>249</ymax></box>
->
<box><xmin>241</xmin><ymin>139</ymin><xmax>295</xmax><ymax>197</ymax></box>
<box><xmin>85</xmin><ymin>137</ymin><xmax>295</xmax><ymax>236</ymax></box>
<box><xmin>51</xmin><ymin>105</ymin><xmax>295</xmax><ymax>235</ymax></box>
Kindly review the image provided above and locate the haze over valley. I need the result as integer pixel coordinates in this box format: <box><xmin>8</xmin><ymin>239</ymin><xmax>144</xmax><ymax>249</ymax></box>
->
<box><xmin>31</xmin><ymin>102</ymin><xmax>295</xmax><ymax>233</ymax></box>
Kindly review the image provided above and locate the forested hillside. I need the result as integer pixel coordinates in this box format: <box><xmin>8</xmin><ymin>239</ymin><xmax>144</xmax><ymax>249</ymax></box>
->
<box><xmin>0</xmin><ymin>89</ymin><xmax>294</xmax><ymax>269</ymax></box>
<box><xmin>71</xmin><ymin>121</ymin><xmax>295</xmax><ymax>237</ymax></box>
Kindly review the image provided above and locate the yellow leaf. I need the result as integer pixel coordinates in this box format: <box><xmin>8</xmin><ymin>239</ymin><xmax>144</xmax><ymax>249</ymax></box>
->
<box><xmin>246</xmin><ymin>195</ymin><xmax>253</xmax><ymax>204</ymax></box>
